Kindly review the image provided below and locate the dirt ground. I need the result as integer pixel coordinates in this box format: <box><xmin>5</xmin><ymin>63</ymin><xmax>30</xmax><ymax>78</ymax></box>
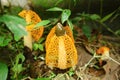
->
<box><xmin>22</xmin><ymin>33</ymin><xmax>120</xmax><ymax>80</ymax></box>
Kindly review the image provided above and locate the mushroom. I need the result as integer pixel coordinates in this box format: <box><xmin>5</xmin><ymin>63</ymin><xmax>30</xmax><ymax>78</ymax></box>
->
<box><xmin>45</xmin><ymin>23</ymin><xmax>78</xmax><ymax>69</ymax></box>
<box><xmin>96</xmin><ymin>46</ymin><xmax>110</xmax><ymax>66</ymax></box>
<box><xmin>18</xmin><ymin>10</ymin><xmax>44</xmax><ymax>50</ymax></box>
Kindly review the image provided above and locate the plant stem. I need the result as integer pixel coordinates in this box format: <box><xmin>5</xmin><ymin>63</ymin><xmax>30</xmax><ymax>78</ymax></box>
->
<box><xmin>107</xmin><ymin>56</ymin><xmax>120</xmax><ymax>65</ymax></box>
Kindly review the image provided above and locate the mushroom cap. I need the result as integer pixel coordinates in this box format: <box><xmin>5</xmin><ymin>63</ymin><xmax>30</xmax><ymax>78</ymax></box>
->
<box><xmin>18</xmin><ymin>10</ymin><xmax>44</xmax><ymax>41</ymax></box>
<box><xmin>96</xmin><ymin>46</ymin><xmax>110</xmax><ymax>55</ymax></box>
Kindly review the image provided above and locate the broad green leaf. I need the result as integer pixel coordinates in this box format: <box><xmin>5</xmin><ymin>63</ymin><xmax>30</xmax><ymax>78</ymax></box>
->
<box><xmin>90</xmin><ymin>14</ymin><xmax>101</xmax><ymax>20</ymax></box>
<box><xmin>34</xmin><ymin>20</ymin><xmax>50</xmax><ymax>29</ymax></box>
<box><xmin>0</xmin><ymin>62</ymin><xmax>8</xmax><ymax>80</ymax></box>
<box><xmin>61</xmin><ymin>9</ymin><xmax>71</xmax><ymax>23</ymax></box>
<box><xmin>82</xmin><ymin>24</ymin><xmax>92</xmax><ymax>39</ymax></box>
<box><xmin>100</xmin><ymin>11</ymin><xmax>115</xmax><ymax>22</ymax></box>
<box><xmin>0</xmin><ymin>15</ymin><xmax>27</xmax><ymax>41</ymax></box>
<box><xmin>67</xmin><ymin>20</ymin><xmax>73</xmax><ymax>30</ymax></box>
<box><xmin>46</xmin><ymin>7</ymin><xmax>63</xmax><ymax>11</ymax></box>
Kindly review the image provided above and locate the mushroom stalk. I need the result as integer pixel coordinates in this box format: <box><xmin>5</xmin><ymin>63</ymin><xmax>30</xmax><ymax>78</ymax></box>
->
<box><xmin>24</xmin><ymin>32</ymin><xmax>32</xmax><ymax>50</ymax></box>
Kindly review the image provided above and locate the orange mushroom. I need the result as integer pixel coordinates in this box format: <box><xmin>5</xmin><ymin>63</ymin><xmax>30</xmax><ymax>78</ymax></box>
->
<box><xmin>18</xmin><ymin>10</ymin><xmax>44</xmax><ymax>50</ymax></box>
<box><xmin>45</xmin><ymin>23</ymin><xmax>78</xmax><ymax>69</ymax></box>
<box><xmin>96</xmin><ymin>46</ymin><xmax>110</xmax><ymax>66</ymax></box>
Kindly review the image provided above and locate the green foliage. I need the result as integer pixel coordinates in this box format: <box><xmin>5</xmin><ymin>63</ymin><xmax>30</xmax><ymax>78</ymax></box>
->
<box><xmin>74</xmin><ymin>13</ymin><xmax>101</xmax><ymax>40</ymax></box>
<box><xmin>46</xmin><ymin>7</ymin><xmax>63</xmax><ymax>11</ymax></box>
<box><xmin>34</xmin><ymin>20</ymin><xmax>51</xmax><ymax>29</ymax></box>
<box><xmin>90</xmin><ymin>14</ymin><xmax>101</xmax><ymax>20</ymax></box>
<box><xmin>0</xmin><ymin>35</ymin><xmax>12</xmax><ymax>47</ymax></box>
<box><xmin>115</xmin><ymin>29</ymin><xmax>120</xmax><ymax>35</ymax></box>
<box><xmin>48</xmin><ymin>72</ymin><xmax>56</xmax><ymax>79</ymax></box>
<box><xmin>100</xmin><ymin>11</ymin><xmax>115</xmax><ymax>22</ymax></box>
<box><xmin>0</xmin><ymin>15</ymin><xmax>27</xmax><ymax>41</ymax></box>
<box><xmin>11</xmin><ymin>53</ymin><xmax>26</xmax><ymax>79</ymax></box>
<box><xmin>47</xmin><ymin>7</ymin><xmax>73</xmax><ymax>34</ymax></box>
<box><xmin>33</xmin><ymin>38</ymin><xmax>45</xmax><ymax>51</ymax></box>
<box><xmin>33</xmin><ymin>43</ymin><xmax>44</xmax><ymax>51</ymax></box>
<box><xmin>61</xmin><ymin>9</ymin><xmax>71</xmax><ymax>23</ymax></box>
<box><xmin>47</xmin><ymin>7</ymin><xmax>71</xmax><ymax>24</ymax></box>
<box><xmin>67</xmin><ymin>20</ymin><xmax>74</xmax><ymax>30</ymax></box>
<box><xmin>82</xmin><ymin>24</ymin><xmax>92</xmax><ymax>40</ymax></box>
<box><xmin>67</xmin><ymin>68</ymin><xmax>75</xmax><ymax>76</ymax></box>
<box><xmin>77</xmin><ymin>13</ymin><xmax>101</xmax><ymax>21</ymax></box>
<box><xmin>0</xmin><ymin>62</ymin><xmax>8</xmax><ymax>80</ymax></box>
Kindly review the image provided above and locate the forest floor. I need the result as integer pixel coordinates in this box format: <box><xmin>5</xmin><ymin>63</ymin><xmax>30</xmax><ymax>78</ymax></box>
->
<box><xmin>0</xmin><ymin>28</ymin><xmax>120</xmax><ymax>80</ymax></box>
<box><xmin>22</xmin><ymin>32</ymin><xmax>120</xmax><ymax>80</ymax></box>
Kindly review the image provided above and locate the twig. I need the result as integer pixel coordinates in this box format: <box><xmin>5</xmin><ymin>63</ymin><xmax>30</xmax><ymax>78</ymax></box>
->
<box><xmin>82</xmin><ymin>52</ymin><xmax>101</xmax><ymax>71</ymax></box>
<box><xmin>107</xmin><ymin>56</ymin><xmax>120</xmax><ymax>65</ymax></box>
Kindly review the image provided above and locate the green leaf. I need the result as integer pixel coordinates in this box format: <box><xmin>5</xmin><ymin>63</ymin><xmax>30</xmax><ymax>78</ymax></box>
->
<box><xmin>33</xmin><ymin>43</ymin><xmax>39</xmax><ymax>50</ymax></box>
<box><xmin>82</xmin><ymin>24</ymin><xmax>92</xmax><ymax>39</ymax></box>
<box><xmin>12</xmin><ymin>53</ymin><xmax>25</xmax><ymax>79</ymax></box>
<box><xmin>61</xmin><ymin>9</ymin><xmax>71</xmax><ymax>23</ymax></box>
<box><xmin>68</xmin><ymin>68</ymin><xmax>74</xmax><ymax>76</ymax></box>
<box><xmin>115</xmin><ymin>29</ymin><xmax>120</xmax><ymax>35</ymax></box>
<box><xmin>15</xmin><ymin>53</ymin><xmax>25</xmax><ymax>64</ymax></box>
<box><xmin>72</xmin><ymin>17</ymin><xmax>82</xmax><ymax>23</ymax></box>
<box><xmin>100</xmin><ymin>11</ymin><xmax>115</xmax><ymax>22</ymax></box>
<box><xmin>34</xmin><ymin>20</ymin><xmax>50</xmax><ymax>29</ymax></box>
<box><xmin>38</xmin><ymin>44</ymin><xmax>44</xmax><ymax>51</ymax></box>
<box><xmin>90</xmin><ymin>14</ymin><xmax>101</xmax><ymax>20</ymax></box>
<box><xmin>0</xmin><ymin>36</ymin><xmax>12</xmax><ymax>47</ymax></box>
<box><xmin>0</xmin><ymin>62</ymin><xmax>8</xmax><ymax>80</ymax></box>
<box><xmin>46</xmin><ymin>7</ymin><xmax>63</xmax><ymax>11</ymax></box>
<box><xmin>67</xmin><ymin>20</ymin><xmax>73</xmax><ymax>30</ymax></box>
<box><xmin>0</xmin><ymin>15</ymin><xmax>27</xmax><ymax>41</ymax></box>
<box><xmin>12</xmin><ymin>64</ymin><xmax>25</xmax><ymax>76</ymax></box>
